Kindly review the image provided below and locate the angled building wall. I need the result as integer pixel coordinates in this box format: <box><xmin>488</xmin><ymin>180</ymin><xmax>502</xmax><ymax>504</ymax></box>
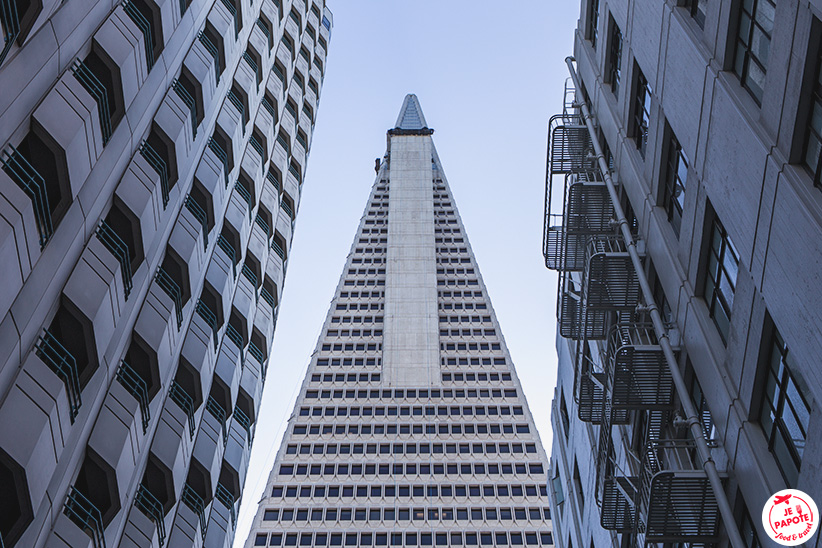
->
<box><xmin>0</xmin><ymin>0</ymin><xmax>331</xmax><ymax>546</ymax></box>
<box><xmin>545</xmin><ymin>1</ymin><xmax>822</xmax><ymax>547</ymax></box>
<box><xmin>242</xmin><ymin>96</ymin><xmax>555</xmax><ymax>548</ymax></box>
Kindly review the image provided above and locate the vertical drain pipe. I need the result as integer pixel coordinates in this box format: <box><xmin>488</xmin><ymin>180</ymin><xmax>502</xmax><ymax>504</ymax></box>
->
<box><xmin>563</xmin><ymin>56</ymin><xmax>746</xmax><ymax>548</ymax></box>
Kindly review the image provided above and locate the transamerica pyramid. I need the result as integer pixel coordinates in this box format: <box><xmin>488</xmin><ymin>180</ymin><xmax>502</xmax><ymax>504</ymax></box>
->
<box><xmin>243</xmin><ymin>95</ymin><xmax>554</xmax><ymax>548</ymax></box>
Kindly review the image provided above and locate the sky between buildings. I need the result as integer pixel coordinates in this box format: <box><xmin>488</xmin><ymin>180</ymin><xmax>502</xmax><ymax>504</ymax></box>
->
<box><xmin>234</xmin><ymin>2</ymin><xmax>578</xmax><ymax>543</ymax></box>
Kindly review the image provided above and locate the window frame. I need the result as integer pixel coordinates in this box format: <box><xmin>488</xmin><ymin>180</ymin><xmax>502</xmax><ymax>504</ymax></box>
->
<box><xmin>660</xmin><ymin>124</ymin><xmax>688</xmax><ymax>236</ymax></box>
<box><xmin>631</xmin><ymin>63</ymin><xmax>652</xmax><ymax>157</ymax></box>
<box><xmin>687</xmin><ymin>0</ymin><xmax>708</xmax><ymax>29</ymax></box>
<box><xmin>802</xmin><ymin>27</ymin><xmax>822</xmax><ymax>188</ymax></box>
<box><xmin>702</xmin><ymin>216</ymin><xmax>739</xmax><ymax>344</ymax></box>
<box><xmin>757</xmin><ymin>326</ymin><xmax>811</xmax><ymax>486</ymax></box>
<box><xmin>732</xmin><ymin>0</ymin><xmax>776</xmax><ymax>105</ymax></box>
<box><xmin>586</xmin><ymin>0</ymin><xmax>600</xmax><ymax>49</ymax></box>
<box><xmin>606</xmin><ymin>16</ymin><xmax>623</xmax><ymax>95</ymax></box>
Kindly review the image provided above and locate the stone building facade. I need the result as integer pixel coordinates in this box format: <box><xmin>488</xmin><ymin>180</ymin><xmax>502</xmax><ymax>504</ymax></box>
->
<box><xmin>545</xmin><ymin>0</ymin><xmax>822</xmax><ymax>546</ymax></box>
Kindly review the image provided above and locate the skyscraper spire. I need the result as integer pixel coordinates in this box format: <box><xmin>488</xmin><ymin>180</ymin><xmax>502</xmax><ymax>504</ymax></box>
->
<box><xmin>243</xmin><ymin>96</ymin><xmax>554</xmax><ymax>548</ymax></box>
<box><xmin>395</xmin><ymin>94</ymin><xmax>428</xmax><ymax>130</ymax></box>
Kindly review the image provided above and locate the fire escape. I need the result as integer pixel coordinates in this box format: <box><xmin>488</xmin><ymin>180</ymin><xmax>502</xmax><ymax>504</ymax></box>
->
<box><xmin>544</xmin><ymin>79</ymin><xmax>725</xmax><ymax>547</ymax></box>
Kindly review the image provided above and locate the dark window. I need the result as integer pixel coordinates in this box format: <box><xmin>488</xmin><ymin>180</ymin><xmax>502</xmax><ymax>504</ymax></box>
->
<box><xmin>559</xmin><ymin>390</ymin><xmax>570</xmax><ymax>440</ymax></box>
<box><xmin>123</xmin><ymin>0</ymin><xmax>163</xmax><ymax>68</ymax></box>
<box><xmin>200</xmin><ymin>22</ymin><xmax>225</xmax><ymax>79</ymax></box>
<box><xmin>606</xmin><ymin>16</ymin><xmax>623</xmax><ymax>94</ymax></box>
<box><xmin>660</xmin><ymin>123</ymin><xmax>688</xmax><ymax>236</ymax></box>
<box><xmin>631</xmin><ymin>63</ymin><xmax>652</xmax><ymax>157</ymax></box>
<box><xmin>586</xmin><ymin>0</ymin><xmax>599</xmax><ymax>48</ymax></box>
<box><xmin>3</xmin><ymin>129</ymin><xmax>71</xmax><ymax>247</ymax></box>
<box><xmin>78</xmin><ymin>48</ymin><xmax>125</xmax><ymax>142</ymax></box>
<box><xmin>802</xmin><ymin>30</ymin><xmax>822</xmax><ymax>187</ymax></box>
<box><xmin>733</xmin><ymin>0</ymin><xmax>775</xmax><ymax>104</ymax></box>
<box><xmin>737</xmin><ymin>496</ymin><xmax>762</xmax><ymax>548</ymax></box>
<box><xmin>687</xmin><ymin>0</ymin><xmax>708</xmax><ymax>28</ymax></box>
<box><xmin>703</xmin><ymin>216</ymin><xmax>738</xmax><ymax>343</ymax></box>
<box><xmin>758</xmin><ymin>325</ymin><xmax>810</xmax><ymax>486</ymax></box>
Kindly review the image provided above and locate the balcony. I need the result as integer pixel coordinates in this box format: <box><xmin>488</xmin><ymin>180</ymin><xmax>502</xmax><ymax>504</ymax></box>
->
<box><xmin>134</xmin><ymin>485</ymin><xmax>166</xmax><ymax>547</ymax></box>
<box><xmin>1</xmin><ymin>144</ymin><xmax>53</xmax><ymax>248</ymax></box>
<box><xmin>544</xmin><ymin>172</ymin><xmax>611</xmax><ymax>272</ymax></box>
<box><xmin>581</xmin><ymin>235</ymin><xmax>642</xmax><ymax>312</ymax></box>
<box><xmin>63</xmin><ymin>487</ymin><xmax>106</xmax><ymax>548</ymax></box>
<box><xmin>547</xmin><ymin>113</ymin><xmax>597</xmax><ymax>176</ymax></box>
<box><xmin>169</xmin><ymin>381</ymin><xmax>195</xmax><ymax>440</ymax></box>
<box><xmin>35</xmin><ymin>330</ymin><xmax>82</xmax><ymax>422</ymax></box>
<box><xmin>637</xmin><ymin>440</ymin><xmax>722</xmax><ymax>546</ymax></box>
<box><xmin>604</xmin><ymin>324</ymin><xmax>674</xmax><ymax>411</ymax></box>
<box><xmin>96</xmin><ymin>221</ymin><xmax>133</xmax><ymax>299</ymax></box>
<box><xmin>116</xmin><ymin>361</ymin><xmax>150</xmax><ymax>433</ymax></box>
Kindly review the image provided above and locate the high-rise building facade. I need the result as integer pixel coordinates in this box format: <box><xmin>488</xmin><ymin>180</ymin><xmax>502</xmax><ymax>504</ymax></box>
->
<box><xmin>242</xmin><ymin>95</ymin><xmax>554</xmax><ymax>548</ymax></box>
<box><xmin>0</xmin><ymin>0</ymin><xmax>330</xmax><ymax>546</ymax></box>
<box><xmin>545</xmin><ymin>1</ymin><xmax>822</xmax><ymax>547</ymax></box>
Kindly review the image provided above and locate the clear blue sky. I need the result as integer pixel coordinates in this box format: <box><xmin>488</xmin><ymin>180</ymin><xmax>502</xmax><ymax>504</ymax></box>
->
<box><xmin>235</xmin><ymin>2</ymin><xmax>578</xmax><ymax>543</ymax></box>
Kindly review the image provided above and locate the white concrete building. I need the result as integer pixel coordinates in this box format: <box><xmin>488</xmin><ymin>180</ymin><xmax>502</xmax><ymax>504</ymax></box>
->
<box><xmin>242</xmin><ymin>95</ymin><xmax>555</xmax><ymax>548</ymax></box>
<box><xmin>0</xmin><ymin>0</ymin><xmax>331</xmax><ymax>546</ymax></box>
<box><xmin>545</xmin><ymin>0</ymin><xmax>822</xmax><ymax>547</ymax></box>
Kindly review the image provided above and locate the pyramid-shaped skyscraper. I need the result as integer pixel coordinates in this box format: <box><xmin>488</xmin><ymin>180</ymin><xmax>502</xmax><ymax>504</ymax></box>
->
<box><xmin>244</xmin><ymin>96</ymin><xmax>554</xmax><ymax>547</ymax></box>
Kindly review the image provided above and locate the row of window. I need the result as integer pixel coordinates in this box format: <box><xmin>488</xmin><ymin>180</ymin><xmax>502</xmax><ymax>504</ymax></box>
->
<box><xmin>321</xmin><ymin>343</ymin><xmax>382</xmax><ymax>352</ymax></box>
<box><xmin>254</xmin><ymin>530</ymin><xmax>554</xmax><ymax>547</ymax></box>
<box><xmin>291</xmin><ymin>421</ymin><xmax>528</xmax><ymax>436</ymax></box>
<box><xmin>262</xmin><ymin>506</ymin><xmax>551</xmax><ymax>523</ymax></box>
<box><xmin>311</xmin><ymin>373</ymin><xmax>382</xmax><ymax>383</ymax></box>
<box><xmin>304</xmin><ymin>389</ymin><xmax>518</xmax><ymax>401</ymax></box>
<box><xmin>441</xmin><ymin>342</ymin><xmax>500</xmax><ymax>351</ymax></box>
<box><xmin>326</xmin><ymin>328</ymin><xmax>383</xmax><ymax>337</ymax></box>
<box><xmin>296</xmin><ymin>403</ymin><xmax>525</xmax><ymax>419</ymax></box>
<box><xmin>287</xmin><ymin>424</ymin><xmax>531</xmax><ymax>442</ymax></box>
<box><xmin>439</xmin><ymin>316</ymin><xmax>492</xmax><ymax>324</ymax></box>
<box><xmin>330</xmin><ymin>316</ymin><xmax>383</xmax><ymax>323</ymax></box>
<box><xmin>316</xmin><ymin>357</ymin><xmax>381</xmax><ymax>367</ymax></box>
<box><xmin>308</xmin><ymin>371</ymin><xmax>511</xmax><ymax>386</ymax></box>
<box><xmin>440</xmin><ymin>329</ymin><xmax>496</xmax><ymax>338</ymax></box>
<box><xmin>274</xmin><ymin>462</ymin><xmax>544</xmax><ymax>480</ymax></box>
<box><xmin>439</xmin><ymin>291</ymin><xmax>484</xmax><ymax>299</ymax></box>
<box><xmin>438</xmin><ymin>280</ymin><xmax>481</xmax><ymax>288</ymax></box>
<box><xmin>442</xmin><ymin>372</ymin><xmax>512</xmax><ymax>383</ymax></box>
<box><xmin>440</xmin><ymin>358</ymin><xmax>506</xmax><ymax>368</ymax></box>
<box><xmin>270</xmin><ymin>482</ymin><xmax>548</xmax><ymax>498</ymax></box>
<box><xmin>280</xmin><ymin>441</ymin><xmax>540</xmax><ymax>458</ymax></box>
<box><xmin>338</xmin><ymin>292</ymin><xmax>384</xmax><ymax>299</ymax></box>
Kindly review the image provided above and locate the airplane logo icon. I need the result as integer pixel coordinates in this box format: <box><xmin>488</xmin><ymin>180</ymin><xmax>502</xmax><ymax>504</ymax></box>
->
<box><xmin>774</xmin><ymin>494</ymin><xmax>792</xmax><ymax>505</ymax></box>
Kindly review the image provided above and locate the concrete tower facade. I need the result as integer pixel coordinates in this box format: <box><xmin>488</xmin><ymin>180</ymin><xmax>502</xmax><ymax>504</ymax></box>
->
<box><xmin>0</xmin><ymin>0</ymin><xmax>331</xmax><ymax>546</ymax></box>
<box><xmin>242</xmin><ymin>96</ymin><xmax>555</xmax><ymax>548</ymax></box>
<box><xmin>545</xmin><ymin>0</ymin><xmax>822</xmax><ymax>547</ymax></box>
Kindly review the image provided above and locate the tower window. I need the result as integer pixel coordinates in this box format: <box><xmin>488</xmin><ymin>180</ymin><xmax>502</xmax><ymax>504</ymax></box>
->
<box><xmin>757</xmin><ymin>324</ymin><xmax>810</xmax><ymax>486</ymax></box>
<box><xmin>660</xmin><ymin>123</ymin><xmax>688</xmax><ymax>236</ymax></box>
<box><xmin>687</xmin><ymin>0</ymin><xmax>708</xmax><ymax>28</ymax></box>
<box><xmin>606</xmin><ymin>15</ymin><xmax>623</xmax><ymax>94</ymax></box>
<box><xmin>702</xmin><ymin>216</ymin><xmax>738</xmax><ymax>343</ymax></box>
<box><xmin>802</xmin><ymin>26</ymin><xmax>822</xmax><ymax>187</ymax></box>
<box><xmin>732</xmin><ymin>0</ymin><xmax>775</xmax><ymax>105</ymax></box>
<box><xmin>586</xmin><ymin>0</ymin><xmax>599</xmax><ymax>49</ymax></box>
<box><xmin>631</xmin><ymin>63</ymin><xmax>652</xmax><ymax>157</ymax></box>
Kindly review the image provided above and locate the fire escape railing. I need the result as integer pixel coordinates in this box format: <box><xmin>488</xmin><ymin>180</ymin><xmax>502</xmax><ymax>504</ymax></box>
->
<box><xmin>543</xmin><ymin>59</ymin><xmax>745</xmax><ymax>548</ymax></box>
